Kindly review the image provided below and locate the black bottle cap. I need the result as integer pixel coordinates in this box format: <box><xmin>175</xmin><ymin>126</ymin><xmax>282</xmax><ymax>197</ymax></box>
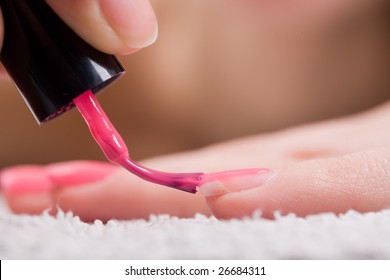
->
<box><xmin>0</xmin><ymin>0</ymin><xmax>125</xmax><ymax>123</ymax></box>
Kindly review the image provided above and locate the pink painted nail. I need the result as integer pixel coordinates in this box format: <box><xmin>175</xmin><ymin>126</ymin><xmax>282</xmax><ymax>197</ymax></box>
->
<box><xmin>0</xmin><ymin>166</ymin><xmax>52</xmax><ymax>194</ymax></box>
<box><xmin>46</xmin><ymin>160</ymin><xmax>117</xmax><ymax>189</ymax></box>
<box><xmin>198</xmin><ymin>168</ymin><xmax>275</xmax><ymax>197</ymax></box>
<box><xmin>0</xmin><ymin>161</ymin><xmax>117</xmax><ymax>195</ymax></box>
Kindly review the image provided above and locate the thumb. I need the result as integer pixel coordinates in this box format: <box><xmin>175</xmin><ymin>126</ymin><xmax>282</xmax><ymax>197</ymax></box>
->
<box><xmin>46</xmin><ymin>0</ymin><xmax>158</xmax><ymax>55</ymax></box>
<box><xmin>0</xmin><ymin>1</ymin><xmax>157</xmax><ymax>77</ymax></box>
<box><xmin>200</xmin><ymin>147</ymin><xmax>390</xmax><ymax>219</ymax></box>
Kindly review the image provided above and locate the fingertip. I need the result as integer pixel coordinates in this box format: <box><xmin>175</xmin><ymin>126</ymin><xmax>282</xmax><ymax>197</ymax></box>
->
<box><xmin>205</xmin><ymin>188</ymin><xmax>277</xmax><ymax>220</ymax></box>
<box><xmin>206</xmin><ymin>151</ymin><xmax>390</xmax><ymax>220</ymax></box>
<box><xmin>99</xmin><ymin>0</ymin><xmax>158</xmax><ymax>52</ymax></box>
<box><xmin>0</xmin><ymin>165</ymin><xmax>55</xmax><ymax>215</ymax></box>
<box><xmin>4</xmin><ymin>192</ymin><xmax>54</xmax><ymax>216</ymax></box>
<box><xmin>0</xmin><ymin>166</ymin><xmax>53</xmax><ymax>194</ymax></box>
<box><xmin>204</xmin><ymin>161</ymin><xmax>332</xmax><ymax>220</ymax></box>
<box><xmin>46</xmin><ymin>0</ymin><xmax>158</xmax><ymax>55</ymax></box>
<box><xmin>199</xmin><ymin>168</ymin><xmax>277</xmax><ymax>219</ymax></box>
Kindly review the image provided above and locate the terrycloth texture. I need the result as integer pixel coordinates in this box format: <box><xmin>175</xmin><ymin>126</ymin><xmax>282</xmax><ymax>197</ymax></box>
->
<box><xmin>1</xmin><ymin>202</ymin><xmax>390</xmax><ymax>259</ymax></box>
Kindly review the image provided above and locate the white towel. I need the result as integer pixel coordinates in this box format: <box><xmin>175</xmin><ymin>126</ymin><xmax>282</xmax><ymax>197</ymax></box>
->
<box><xmin>1</xmin><ymin>197</ymin><xmax>390</xmax><ymax>260</ymax></box>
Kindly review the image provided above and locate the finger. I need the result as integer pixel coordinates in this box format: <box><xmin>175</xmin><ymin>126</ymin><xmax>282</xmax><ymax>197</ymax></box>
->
<box><xmin>201</xmin><ymin>147</ymin><xmax>390</xmax><ymax>219</ymax></box>
<box><xmin>1</xmin><ymin>160</ymin><xmax>210</xmax><ymax>222</ymax></box>
<box><xmin>55</xmin><ymin>170</ymin><xmax>210</xmax><ymax>222</ymax></box>
<box><xmin>46</xmin><ymin>0</ymin><xmax>158</xmax><ymax>55</ymax></box>
<box><xmin>0</xmin><ymin>161</ymin><xmax>116</xmax><ymax>216</ymax></box>
<box><xmin>1</xmin><ymin>166</ymin><xmax>54</xmax><ymax>215</ymax></box>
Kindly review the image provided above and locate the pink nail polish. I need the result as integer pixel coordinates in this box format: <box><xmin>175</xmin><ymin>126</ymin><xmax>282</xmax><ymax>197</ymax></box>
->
<box><xmin>0</xmin><ymin>166</ymin><xmax>52</xmax><ymax>194</ymax></box>
<box><xmin>0</xmin><ymin>161</ymin><xmax>118</xmax><ymax>195</ymax></box>
<box><xmin>46</xmin><ymin>161</ymin><xmax>117</xmax><ymax>189</ymax></box>
<box><xmin>198</xmin><ymin>168</ymin><xmax>275</xmax><ymax>197</ymax></box>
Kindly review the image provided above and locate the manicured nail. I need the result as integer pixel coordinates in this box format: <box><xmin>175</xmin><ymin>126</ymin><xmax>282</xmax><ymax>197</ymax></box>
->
<box><xmin>198</xmin><ymin>168</ymin><xmax>275</xmax><ymax>197</ymax></box>
<box><xmin>0</xmin><ymin>166</ymin><xmax>52</xmax><ymax>194</ymax></box>
<box><xmin>46</xmin><ymin>161</ymin><xmax>117</xmax><ymax>189</ymax></box>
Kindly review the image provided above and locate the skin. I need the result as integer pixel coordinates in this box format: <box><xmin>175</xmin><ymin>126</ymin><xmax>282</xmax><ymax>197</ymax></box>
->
<box><xmin>3</xmin><ymin>101</ymin><xmax>390</xmax><ymax>222</ymax></box>
<box><xmin>1</xmin><ymin>0</ymin><xmax>390</xmax><ymax>222</ymax></box>
<box><xmin>0</xmin><ymin>0</ymin><xmax>157</xmax><ymax>59</ymax></box>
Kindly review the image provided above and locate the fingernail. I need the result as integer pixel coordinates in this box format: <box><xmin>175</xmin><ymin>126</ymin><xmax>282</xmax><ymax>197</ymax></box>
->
<box><xmin>100</xmin><ymin>0</ymin><xmax>158</xmax><ymax>50</ymax></box>
<box><xmin>46</xmin><ymin>161</ymin><xmax>117</xmax><ymax>189</ymax></box>
<box><xmin>136</xmin><ymin>23</ymin><xmax>158</xmax><ymax>48</ymax></box>
<box><xmin>0</xmin><ymin>166</ymin><xmax>52</xmax><ymax>194</ymax></box>
<box><xmin>119</xmin><ymin>22</ymin><xmax>157</xmax><ymax>52</ymax></box>
<box><xmin>198</xmin><ymin>168</ymin><xmax>275</xmax><ymax>197</ymax></box>
<box><xmin>122</xmin><ymin>20</ymin><xmax>158</xmax><ymax>50</ymax></box>
<box><xmin>0</xmin><ymin>162</ymin><xmax>117</xmax><ymax>194</ymax></box>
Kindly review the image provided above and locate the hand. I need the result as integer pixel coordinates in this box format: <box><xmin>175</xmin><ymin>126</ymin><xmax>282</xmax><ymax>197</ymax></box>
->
<box><xmin>2</xmin><ymin>101</ymin><xmax>390</xmax><ymax>222</ymax></box>
<box><xmin>0</xmin><ymin>0</ymin><xmax>158</xmax><ymax>76</ymax></box>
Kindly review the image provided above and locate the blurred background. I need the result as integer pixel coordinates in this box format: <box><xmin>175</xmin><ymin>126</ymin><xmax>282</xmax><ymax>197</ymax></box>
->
<box><xmin>0</xmin><ymin>0</ymin><xmax>389</xmax><ymax>168</ymax></box>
